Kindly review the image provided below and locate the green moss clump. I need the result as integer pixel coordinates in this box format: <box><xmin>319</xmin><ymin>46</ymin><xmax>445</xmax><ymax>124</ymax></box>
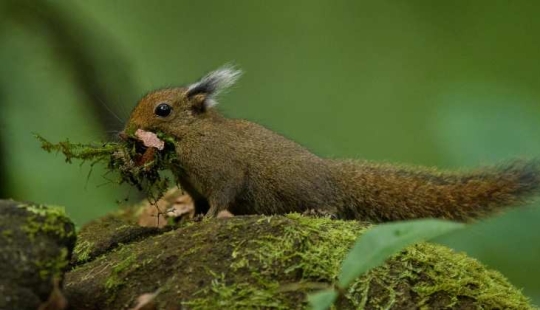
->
<box><xmin>1</xmin><ymin>229</ymin><xmax>14</xmax><ymax>241</ymax></box>
<box><xmin>19</xmin><ymin>204</ymin><xmax>74</xmax><ymax>240</ymax></box>
<box><xmin>16</xmin><ymin>204</ymin><xmax>76</xmax><ymax>281</ymax></box>
<box><xmin>35</xmin><ymin>135</ymin><xmax>120</xmax><ymax>163</ymax></box>
<box><xmin>36</xmin><ymin>247</ymin><xmax>70</xmax><ymax>280</ymax></box>
<box><xmin>341</xmin><ymin>243</ymin><xmax>533</xmax><ymax>309</ymax></box>
<box><xmin>184</xmin><ymin>272</ymin><xmax>287</xmax><ymax>309</ymax></box>
<box><xmin>104</xmin><ymin>248</ymin><xmax>138</xmax><ymax>293</ymax></box>
<box><xmin>69</xmin><ymin>215</ymin><xmax>162</xmax><ymax>265</ymax></box>
<box><xmin>35</xmin><ymin>133</ymin><xmax>178</xmax><ymax>200</ymax></box>
<box><xmin>73</xmin><ymin>240</ymin><xmax>95</xmax><ymax>263</ymax></box>
<box><xmin>405</xmin><ymin>243</ymin><xmax>530</xmax><ymax>309</ymax></box>
<box><xmin>229</xmin><ymin>214</ymin><xmax>366</xmax><ymax>280</ymax></box>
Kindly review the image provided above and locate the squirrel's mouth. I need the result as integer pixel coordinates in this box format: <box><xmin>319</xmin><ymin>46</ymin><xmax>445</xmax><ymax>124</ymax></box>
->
<box><xmin>118</xmin><ymin>129</ymin><xmax>166</xmax><ymax>167</ymax></box>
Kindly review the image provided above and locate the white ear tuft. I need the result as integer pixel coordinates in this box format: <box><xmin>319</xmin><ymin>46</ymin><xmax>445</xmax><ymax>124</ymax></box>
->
<box><xmin>187</xmin><ymin>64</ymin><xmax>242</xmax><ymax>107</ymax></box>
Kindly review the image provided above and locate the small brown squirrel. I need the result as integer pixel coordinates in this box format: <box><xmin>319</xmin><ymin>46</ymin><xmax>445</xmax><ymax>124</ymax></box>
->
<box><xmin>123</xmin><ymin>65</ymin><xmax>540</xmax><ymax>222</ymax></box>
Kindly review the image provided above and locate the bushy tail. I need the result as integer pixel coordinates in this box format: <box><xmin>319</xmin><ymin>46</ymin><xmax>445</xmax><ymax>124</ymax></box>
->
<box><xmin>328</xmin><ymin>159</ymin><xmax>540</xmax><ymax>222</ymax></box>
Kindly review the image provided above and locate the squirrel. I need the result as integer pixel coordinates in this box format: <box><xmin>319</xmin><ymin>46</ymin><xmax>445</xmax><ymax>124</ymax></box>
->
<box><xmin>122</xmin><ymin>65</ymin><xmax>540</xmax><ymax>223</ymax></box>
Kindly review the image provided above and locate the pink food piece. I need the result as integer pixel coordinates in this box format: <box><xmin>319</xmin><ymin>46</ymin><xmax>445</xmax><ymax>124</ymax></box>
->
<box><xmin>135</xmin><ymin>129</ymin><xmax>165</xmax><ymax>150</ymax></box>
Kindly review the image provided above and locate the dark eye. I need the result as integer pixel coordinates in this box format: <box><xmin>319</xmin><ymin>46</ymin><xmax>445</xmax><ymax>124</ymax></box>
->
<box><xmin>154</xmin><ymin>103</ymin><xmax>172</xmax><ymax>117</ymax></box>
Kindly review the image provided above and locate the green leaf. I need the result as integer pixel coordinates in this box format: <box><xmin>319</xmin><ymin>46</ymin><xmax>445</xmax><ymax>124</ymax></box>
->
<box><xmin>307</xmin><ymin>289</ymin><xmax>338</xmax><ymax>310</ymax></box>
<box><xmin>338</xmin><ymin>219</ymin><xmax>464</xmax><ymax>287</ymax></box>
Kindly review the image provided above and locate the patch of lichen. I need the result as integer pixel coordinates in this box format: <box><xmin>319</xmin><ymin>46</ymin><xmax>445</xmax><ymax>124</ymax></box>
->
<box><xmin>64</xmin><ymin>215</ymin><xmax>535</xmax><ymax>309</ymax></box>
<box><xmin>35</xmin><ymin>133</ymin><xmax>178</xmax><ymax>200</ymax></box>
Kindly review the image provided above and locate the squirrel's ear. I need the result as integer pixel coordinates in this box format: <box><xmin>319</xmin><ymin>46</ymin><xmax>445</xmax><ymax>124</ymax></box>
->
<box><xmin>186</xmin><ymin>65</ymin><xmax>242</xmax><ymax>112</ymax></box>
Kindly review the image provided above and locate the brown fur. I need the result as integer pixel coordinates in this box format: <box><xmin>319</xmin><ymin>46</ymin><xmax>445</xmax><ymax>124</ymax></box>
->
<box><xmin>124</xmin><ymin>87</ymin><xmax>540</xmax><ymax>223</ymax></box>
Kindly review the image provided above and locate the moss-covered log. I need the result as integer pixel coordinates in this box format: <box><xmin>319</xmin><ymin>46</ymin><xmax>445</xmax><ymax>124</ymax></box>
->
<box><xmin>64</xmin><ymin>210</ymin><xmax>534</xmax><ymax>310</ymax></box>
<box><xmin>0</xmin><ymin>200</ymin><xmax>76</xmax><ymax>310</ymax></box>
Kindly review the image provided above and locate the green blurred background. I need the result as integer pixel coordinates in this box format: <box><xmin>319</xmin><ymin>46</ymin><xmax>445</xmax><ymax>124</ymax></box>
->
<box><xmin>1</xmin><ymin>0</ymin><xmax>540</xmax><ymax>303</ymax></box>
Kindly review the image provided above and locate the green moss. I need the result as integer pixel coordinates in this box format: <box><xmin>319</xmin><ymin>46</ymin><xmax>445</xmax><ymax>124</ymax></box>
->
<box><xmin>404</xmin><ymin>243</ymin><xmax>532</xmax><ymax>309</ymax></box>
<box><xmin>19</xmin><ymin>205</ymin><xmax>74</xmax><ymax>280</ymax></box>
<box><xmin>1</xmin><ymin>229</ymin><xmax>14</xmax><ymax>241</ymax></box>
<box><xmin>229</xmin><ymin>214</ymin><xmax>365</xmax><ymax>281</ymax></box>
<box><xmin>383</xmin><ymin>232</ymin><xmax>527</xmax><ymax>308</ymax></box>
<box><xmin>186</xmin><ymin>214</ymin><xmax>366</xmax><ymax>308</ymax></box>
<box><xmin>374</xmin><ymin>242</ymin><xmax>531</xmax><ymax>309</ymax></box>
<box><xmin>104</xmin><ymin>247</ymin><xmax>139</xmax><ymax>293</ymax></box>
<box><xmin>73</xmin><ymin>240</ymin><xmax>95</xmax><ymax>263</ymax></box>
<box><xmin>36</xmin><ymin>247</ymin><xmax>70</xmax><ymax>280</ymax></box>
<box><xmin>184</xmin><ymin>215</ymin><xmax>533</xmax><ymax>309</ymax></box>
<box><xmin>114</xmin><ymin>224</ymin><xmax>132</xmax><ymax>231</ymax></box>
<box><xmin>35</xmin><ymin>134</ymin><xmax>119</xmax><ymax>163</ymax></box>
<box><xmin>36</xmin><ymin>133</ymin><xmax>179</xmax><ymax>200</ymax></box>
<box><xmin>0</xmin><ymin>200</ymin><xmax>76</xmax><ymax>310</ymax></box>
<box><xmin>19</xmin><ymin>204</ymin><xmax>74</xmax><ymax>241</ymax></box>
<box><xmin>64</xmin><ymin>215</ymin><xmax>535</xmax><ymax>309</ymax></box>
<box><xmin>185</xmin><ymin>272</ymin><xmax>287</xmax><ymax>309</ymax></box>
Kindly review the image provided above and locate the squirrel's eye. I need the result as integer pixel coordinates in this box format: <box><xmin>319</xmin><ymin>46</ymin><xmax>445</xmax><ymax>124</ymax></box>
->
<box><xmin>154</xmin><ymin>103</ymin><xmax>172</xmax><ymax>117</ymax></box>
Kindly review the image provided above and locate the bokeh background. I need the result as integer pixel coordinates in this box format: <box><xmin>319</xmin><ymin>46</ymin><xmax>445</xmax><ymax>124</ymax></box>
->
<box><xmin>1</xmin><ymin>0</ymin><xmax>540</xmax><ymax>303</ymax></box>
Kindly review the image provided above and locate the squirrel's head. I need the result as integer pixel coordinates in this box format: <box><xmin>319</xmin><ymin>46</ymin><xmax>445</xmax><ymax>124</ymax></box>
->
<box><xmin>123</xmin><ymin>65</ymin><xmax>242</xmax><ymax>137</ymax></box>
